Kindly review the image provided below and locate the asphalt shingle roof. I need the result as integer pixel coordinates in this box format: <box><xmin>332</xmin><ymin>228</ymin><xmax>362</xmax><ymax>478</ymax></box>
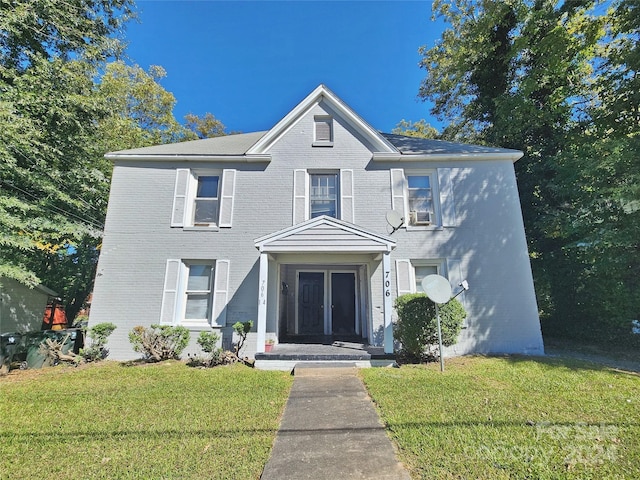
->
<box><xmin>106</xmin><ymin>130</ymin><xmax>520</xmax><ymax>158</ymax></box>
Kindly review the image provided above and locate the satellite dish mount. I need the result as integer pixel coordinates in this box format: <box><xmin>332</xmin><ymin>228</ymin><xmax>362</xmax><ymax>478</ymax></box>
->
<box><xmin>385</xmin><ymin>210</ymin><xmax>404</xmax><ymax>235</ymax></box>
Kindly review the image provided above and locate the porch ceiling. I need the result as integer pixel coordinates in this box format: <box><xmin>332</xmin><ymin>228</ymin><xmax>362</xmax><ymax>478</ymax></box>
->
<box><xmin>254</xmin><ymin>216</ymin><xmax>396</xmax><ymax>254</ymax></box>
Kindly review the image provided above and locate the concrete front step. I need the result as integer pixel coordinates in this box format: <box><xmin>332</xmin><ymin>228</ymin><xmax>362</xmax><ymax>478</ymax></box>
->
<box><xmin>293</xmin><ymin>362</ymin><xmax>359</xmax><ymax>376</ymax></box>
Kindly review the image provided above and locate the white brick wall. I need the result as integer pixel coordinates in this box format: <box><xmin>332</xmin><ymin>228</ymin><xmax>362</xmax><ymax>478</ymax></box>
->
<box><xmin>90</xmin><ymin>100</ymin><xmax>543</xmax><ymax>360</ymax></box>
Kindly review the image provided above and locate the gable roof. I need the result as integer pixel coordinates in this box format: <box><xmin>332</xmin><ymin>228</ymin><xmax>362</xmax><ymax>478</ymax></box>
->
<box><xmin>246</xmin><ymin>84</ymin><xmax>398</xmax><ymax>155</ymax></box>
<box><xmin>103</xmin><ymin>84</ymin><xmax>523</xmax><ymax>163</ymax></box>
<box><xmin>254</xmin><ymin>215</ymin><xmax>396</xmax><ymax>253</ymax></box>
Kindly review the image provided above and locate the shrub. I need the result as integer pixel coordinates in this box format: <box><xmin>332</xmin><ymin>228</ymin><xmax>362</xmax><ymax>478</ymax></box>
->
<box><xmin>232</xmin><ymin>320</ymin><xmax>252</xmax><ymax>357</ymax></box>
<box><xmin>128</xmin><ymin>324</ymin><xmax>190</xmax><ymax>362</ymax></box>
<box><xmin>187</xmin><ymin>331</ymin><xmax>223</xmax><ymax>368</ymax></box>
<box><xmin>394</xmin><ymin>293</ymin><xmax>466</xmax><ymax>362</ymax></box>
<box><xmin>81</xmin><ymin>322</ymin><xmax>117</xmax><ymax>362</ymax></box>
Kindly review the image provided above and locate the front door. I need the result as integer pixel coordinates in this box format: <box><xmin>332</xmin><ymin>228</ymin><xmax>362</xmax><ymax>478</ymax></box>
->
<box><xmin>331</xmin><ymin>273</ymin><xmax>356</xmax><ymax>335</ymax></box>
<box><xmin>298</xmin><ymin>272</ymin><xmax>324</xmax><ymax>334</ymax></box>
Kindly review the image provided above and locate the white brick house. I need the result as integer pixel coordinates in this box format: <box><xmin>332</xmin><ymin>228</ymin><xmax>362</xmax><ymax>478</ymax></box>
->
<box><xmin>89</xmin><ymin>85</ymin><xmax>544</xmax><ymax>361</ymax></box>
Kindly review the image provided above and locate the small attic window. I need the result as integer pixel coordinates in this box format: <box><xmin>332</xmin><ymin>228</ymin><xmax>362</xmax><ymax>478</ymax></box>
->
<box><xmin>313</xmin><ymin>116</ymin><xmax>333</xmax><ymax>146</ymax></box>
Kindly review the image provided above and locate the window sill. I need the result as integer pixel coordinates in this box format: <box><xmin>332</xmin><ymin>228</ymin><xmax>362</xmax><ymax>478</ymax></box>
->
<box><xmin>312</xmin><ymin>141</ymin><xmax>334</xmax><ymax>147</ymax></box>
<box><xmin>406</xmin><ymin>225</ymin><xmax>445</xmax><ymax>232</ymax></box>
<box><xmin>183</xmin><ymin>226</ymin><xmax>220</xmax><ymax>232</ymax></box>
<box><xmin>180</xmin><ymin>321</ymin><xmax>223</xmax><ymax>330</ymax></box>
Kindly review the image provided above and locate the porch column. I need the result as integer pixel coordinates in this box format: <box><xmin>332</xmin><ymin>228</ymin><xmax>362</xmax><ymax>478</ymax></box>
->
<box><xmin>256</xmin><ymin>252</ymin><xmax>268</xmax><ymax>353</ymax></box>
<box><xmin>383</xmin><ymin>251</ymin><xmax>393</xmax><ymax>353</ymax></box>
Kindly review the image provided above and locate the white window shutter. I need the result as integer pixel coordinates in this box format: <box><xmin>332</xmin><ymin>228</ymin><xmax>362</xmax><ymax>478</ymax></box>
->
<box><xmin>171</xmin><ymin>169</ymin><xmax>190</xmax><ymax>227</ymax></box>
<box><xmin>395</xmin><ymin>259</ymin><xmax>414</xmax><ymax>297</ymax></box>
<box><xmin>340</xmin><ymin>169</ymin><xmax>354</xmax><ymax>223</ymax></box>
<box><xmin>438</xmin><ymin>168</ymin><xmax>457</xmax><ymax>227</ymax></box>
<box><xmin>160</xmin><ymin>259</ymin><xmax>181</xmax><ymax>324</ymax></box>
<box><xmin>446</xmin><ymin>258</ymin><xmax>466</xmax><ymax>307</ymax></box>
<box><xmin>390</xmin><ymin>169</ymin><xmax>407</xmax><ymax>224</ymax></box>
<box><xmin>293</xmin><ymin>169</ymin><xmax>308</xmax><ymax>224</ymax></box>
<box><xmin>212</xmin><ymin>259</ymin><xmax>230</xmax><ymax>326</ymax></box>
<box><xmin>218</xmin><ymin>169</ymin><xmax>236</xmax><ymax>227</ymax></box>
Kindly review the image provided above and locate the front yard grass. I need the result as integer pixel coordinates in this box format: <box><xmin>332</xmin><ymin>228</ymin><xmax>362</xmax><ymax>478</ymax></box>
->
<box><xmin>0</xmin><ymin>361</ymin><xmax>293</xmax><ymax>480</ymax></box>
<box><xmin>362</xmin><ymin>356</ymin><xmax>640</xmax><ymax>480</ymax></box>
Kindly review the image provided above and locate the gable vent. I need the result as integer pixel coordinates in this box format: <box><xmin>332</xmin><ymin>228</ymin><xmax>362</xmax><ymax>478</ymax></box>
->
<box><xmin>314</xmin><ymin>116</ymin><xmax>333</xmax><ymax>143</ymax></box>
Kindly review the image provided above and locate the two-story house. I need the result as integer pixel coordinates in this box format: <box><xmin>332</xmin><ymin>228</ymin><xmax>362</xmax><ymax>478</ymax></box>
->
<box><xmin>88</xmin><ymin>85</ymin><xmax>544</xmax><ymax>363</ymax></box>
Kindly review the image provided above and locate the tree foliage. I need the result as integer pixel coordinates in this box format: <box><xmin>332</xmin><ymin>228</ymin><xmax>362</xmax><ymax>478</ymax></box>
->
<box><xmin>392</xmin><ymin>119</ymin><xmax>440</xmax><ymax>139</ymax></box>
<box><xmin>184</xmin><ymin>112</ymin><xmax>229</xmax><ymax>139</ymax></box>
<box><xmin>419</xmin><ymin>0</ymin><xmax>639</xmax><ymax>343</ymax></box>
<box><xmin>0</xmin><ymin>0</ymin><xmax>218</xmax><ymax>322</ymax></box>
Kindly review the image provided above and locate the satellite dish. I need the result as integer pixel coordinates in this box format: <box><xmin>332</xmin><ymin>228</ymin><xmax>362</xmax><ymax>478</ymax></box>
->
<box><xmin>421</xmin><ymin>274</ymin><xmax>452</xmax><ymax>304</ymax></box>
<box><xmin>385</xmin><ymin>210</ymin><xmax>404</xmax><ymax>234</ymax></box>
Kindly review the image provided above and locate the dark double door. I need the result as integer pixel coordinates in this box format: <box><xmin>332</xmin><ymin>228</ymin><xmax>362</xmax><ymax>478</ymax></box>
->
<box><xmin>298</xmin><ymin>271</ymin><xmax>356</xmax><ymax>336</ymax></box>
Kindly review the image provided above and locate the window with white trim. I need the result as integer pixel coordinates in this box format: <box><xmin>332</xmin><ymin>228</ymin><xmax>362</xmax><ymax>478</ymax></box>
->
<box><xmin>310</xmin><ymin>173</ymin><xmax>338</xmax><ymax>218</ymax></box>
<box><xmin>171</xmin><ymin>169</ymin><xmax>236</xmax><ymax>228</ymax></box>
<box><xmin>193</xmin><ymin>175</ymin><xmax>219</xmax><ymax>226</ymax></box>
<box><xmin>184</xmin><ymin>262</ymin><xmax>214</xmax><ymax>321</ymax></box>
<box><xmin>293</xmin><ymin>169</ymin><xmax>354</xmax><ymax>224</ymax></box>
<box><xmin>313</xmin><ymin>116</ymin><xmax>333</xmax><ymax>145</ymax></box>
<box><xmin>390</xmin><ymin>168</ymin><xmax>457</xmax><ymax>229</ymax></box>
<box><xmin>414</xmin><ymin>264</ymin><xmax>439</xmax><ymax>293</ymax></box>
<box><xmin>407</xmin><ymin>175</ymin><xmax>434</xmax><ymax>226</ymax></box>
<box><xmin>395</xmin><ymin>259</ymin><xmax>443</xmax><ymax>297</ymax></box>
<box><xmin>160</xmin><ymin>258</ymin><xmax>230</xmax><ymax>327</ymax></box>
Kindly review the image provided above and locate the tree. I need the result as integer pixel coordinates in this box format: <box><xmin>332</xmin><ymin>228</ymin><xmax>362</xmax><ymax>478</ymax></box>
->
<box><xmin>0</xmin><ymin>1</ymin><xmax>212</xmax><ymax>322</ymax></box>
<box><xmin>184</xmin><ymin>112</ymin><xmax>229</xmax><ymax>139</ymax></box>
<box><xmin>0</xmin><ymin>0</ymin><xmax>135</xmax><ymax>73</ymax></box>
<box><xmin>392</xmin><ymin>119</ymin><xmax>439</xmax><ymax>139</ymax></box>
<box><xmin>418</xmin><ymin>0</ymin><xmax>638</xmax><ymax>343</ymax></box>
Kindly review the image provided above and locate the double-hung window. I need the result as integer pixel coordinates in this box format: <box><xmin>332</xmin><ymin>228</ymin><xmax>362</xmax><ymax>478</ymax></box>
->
<box><xmin>413</xmin><ymin>264</ymin><xmax>439</xmax><ymax>293</ymax></box>
<box><xmin>184</xmin><ymin>263</ymin><xmax>214</xmax><ymax>321</ymax></box>
<box><xmin>160</xmin><ymin>259</ymin><xmax>230</xmax><ymax>327</ymax></box>
<box><xmin>171</xmin><ymin>169</ymin><xmax>236</xmax><ymax>229</ymax></box>
<box><xmin>193</xmin><ymin>176</ymin><xmax>219</xmax><ymax>226</ymax></box>
<box><xmin>310</xmin><ymin>173</ymin><xmax>338</xmax><ymax>218</ymax></box>
<box><xmin>391</xmin><ymin>168</ymin><xmax>457</xmax><ymax>228</ymax></box>
<box><xmin>293</xmin><ymin>169</ymin><xmax>354</xmax><ymax>224</ymax></box>
<box><xmin>407</xmin><ymin>175</ymin><xmax>434</xmax><ymax>225</ymax></box>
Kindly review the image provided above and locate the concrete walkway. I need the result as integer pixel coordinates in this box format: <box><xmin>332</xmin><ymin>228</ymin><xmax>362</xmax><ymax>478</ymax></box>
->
<box><xmin>261</xmin><ymin>363</ymin><xmax>411</xmax><ymax>480</ymax></box>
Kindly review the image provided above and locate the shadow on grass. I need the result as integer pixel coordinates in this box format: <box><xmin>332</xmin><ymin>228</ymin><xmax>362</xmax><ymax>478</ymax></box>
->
<box><xmin>3</xmin><ymin>426</ymin><xmax>278</xmax><ymax>442</ymax></box>
<box><xmin>496</xmin><ymin>353</ymin><xmax>640</xmax><ymax>375</ymax></box>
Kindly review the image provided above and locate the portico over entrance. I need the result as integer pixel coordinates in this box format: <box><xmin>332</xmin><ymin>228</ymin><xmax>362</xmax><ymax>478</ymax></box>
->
<box><xmin>254</xmin><ymin>216</ymin><xmax>396</xmax><ymax>353</ymax></box>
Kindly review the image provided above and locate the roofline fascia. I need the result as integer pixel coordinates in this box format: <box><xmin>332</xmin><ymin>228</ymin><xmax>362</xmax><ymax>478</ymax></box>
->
<box><xmin>104</xmin><ymin>153</ymin><xmax>271</xmax><ymax>163</ymax></box>
<box><xmin>372</xmin><ymin>151</ymin><xmax>524</xmax><ymax>163</ymax></box>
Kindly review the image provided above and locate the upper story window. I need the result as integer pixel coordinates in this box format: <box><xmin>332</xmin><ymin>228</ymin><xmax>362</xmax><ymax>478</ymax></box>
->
<box><xmin>407</xmin><ymin>175</ymin><xmax>434</xmax><ymax>226</ymax></box>
<box><xmin>310</xmin><ymin>173</ymin><xmax>338</xmax><ymax>218</ymax></box>
<box><xmin>313</xmin><ymin>116</ymin><xmax>333</xmax><ymax>146</ymax></box>
<box><xmin>293</xmin><ymin>169</ymin><xmax>354</xmax><ymax>224</ymax></box>
<box><xmin>390</xmin><ymin>168</ymin><xmax>457</xmax><ymax>229</ymax></box>
<box><xmin>193</xmin><ymin>175</ymin><xmax>219</xmax><ymax>226</ymax></box>
<box><xmin>171</xmin><ymin>168</ymin><xmax>236</xmax><ymax>229</ymax></box>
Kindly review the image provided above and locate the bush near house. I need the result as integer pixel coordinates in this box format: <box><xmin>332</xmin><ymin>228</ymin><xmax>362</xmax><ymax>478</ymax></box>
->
<box><xmin>128</xmin><ymin>324</ymin><xmax>190</xmax><ymax>362</ymax></box>
<box><xmin>394</xmin><ymin>293</ymin><xmax>466</xmax><ymax>362</ymax></box>
<box><xmin>81</xmin><ymin>322</ymin><xmax>116</xmax><ymax>362</ymax></box>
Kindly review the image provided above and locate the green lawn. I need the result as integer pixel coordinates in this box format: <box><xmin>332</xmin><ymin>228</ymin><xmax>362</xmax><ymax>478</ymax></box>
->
<box><xmin>362</xmin><ymin>356</ymin><xmax>640</xmax><ymax>479</ymax></box>
<box><xmin>0</xmin><ymin>362</ymin><xmax>293</xmax><ymax>480</ymax></box>
<box><xmin>2</xmin><ymin>356</ymin><xmax>639</xmax><ymax>480</ymax></box>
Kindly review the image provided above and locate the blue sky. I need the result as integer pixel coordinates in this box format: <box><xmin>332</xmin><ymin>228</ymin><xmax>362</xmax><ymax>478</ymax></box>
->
<box><xmin>125</xmin><ymin>1</ymin><xmax>447</xmax><ymax>134</ymax></box>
